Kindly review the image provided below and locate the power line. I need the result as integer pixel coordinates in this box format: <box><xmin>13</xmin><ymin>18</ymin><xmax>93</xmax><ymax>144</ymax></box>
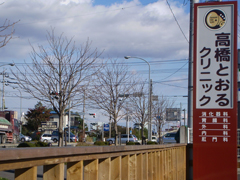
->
<box><xmin>156</xmin><ymin>82</ymin><xmax>187</xmax><ymax>89</ymax></box>
<box><xmin>4</xmin><ymin>58</ymin><xmax>188</xmax><ymax>66</ymax></box>
<box><xmin>154</xmin><ymin>78</ymin><xmax>188</xmax><ymax>83</ymax></box>
<box><xmin>158</xmin><ymin>61</ymin><xmax>188</xmax><ymax>81</ymax></box>
<box><xmin>165</xmin><ymin>0</ymin><xmax>189</xmax><ymax>43</ymax></box>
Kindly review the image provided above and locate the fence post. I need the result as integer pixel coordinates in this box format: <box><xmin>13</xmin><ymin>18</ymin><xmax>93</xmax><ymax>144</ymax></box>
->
<box><xmin>99</xmin><ymin>158</ymin><xmax>111</xmax><ymax>180</ymax></box>
<box><xmin>43</xmin><ymin>163</ymin><xmax>64</xmax><ymax>180</ymax></box>
<box><xmin>15</xmin><ymin>167</ymin><xmax>37</xmax><ymax>180</ymax></box>
<box><xmin>67</xmin><ymin>161</ymin><xmax>83</xmax><ymax>180</ymax></box>
<box><xmin>84</xmin><ymin>159</ymin><xmax>98</xmax><ymax>179</ymax></box>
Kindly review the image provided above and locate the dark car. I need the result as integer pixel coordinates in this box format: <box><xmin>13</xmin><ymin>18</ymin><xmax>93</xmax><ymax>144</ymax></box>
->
<box><xmin>157</xmin><ymin>132</ymin><xmax>177</xmax><ymax>144</ymax></box>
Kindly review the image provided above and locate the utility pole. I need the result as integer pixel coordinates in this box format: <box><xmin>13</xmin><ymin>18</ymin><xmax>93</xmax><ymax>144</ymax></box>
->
<box><xmin>149</xmin><ymin>79</ymin><xmax>153</xmax><ymax>141</ymax></box>
<box><xmin>183</xmin><ymin>109</ymin><xmax>186</xmax><ymax>126</ymax></box>
<box><xmin>82</xmin><ymin>89</ymin><xmax>85</xmax><ymax>142</ymax></box>
<box><xmin>126</xmin><ymin>113</ymin><xmax>129</xmax><ymax>142</ymax></box>
<box><xmin>180</xmin><ymin>103</ymin><xmax>182</xmax><ymax>126</ymax></box>
<box><xmin>2</xmin><ymin>68</ymin><xmax>5</xmax><ymax>111</ymax></box>
<box><xmin>187</xmin><ymin>0</ymin><xmax>198</xmax><ymax>128</ymax></box>
<box><xmin>109</xmin><ymin>116</ymin><xmax>111</xmax><ymax>139</ymax></box>
<box><xmin>102</xmin><ymin>124</ymin><xmax>104</xmax><ymax>141</ymax></box>
<box><xmin>68</xmin><ymin>105</ymin><xmax>71</xmax><ymax>143</ymax></box>
<box><xmin>68</xmin><ymin>80</ymin><xmax>73</xmax><ymax>143</ymax></box>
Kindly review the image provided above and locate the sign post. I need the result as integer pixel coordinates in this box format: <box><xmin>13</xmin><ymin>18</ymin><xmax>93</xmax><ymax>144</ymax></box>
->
<box><xmin>193</xmin><ymin>1</ymin><xmax>237</xmax><ymax>179</ymax></box>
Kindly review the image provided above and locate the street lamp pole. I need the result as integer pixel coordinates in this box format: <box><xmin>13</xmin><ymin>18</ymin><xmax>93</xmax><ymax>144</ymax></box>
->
<box><xmin>124</xmin><ymin>56</ymin><xmax>152</xmax><ymax>141</ymax></box>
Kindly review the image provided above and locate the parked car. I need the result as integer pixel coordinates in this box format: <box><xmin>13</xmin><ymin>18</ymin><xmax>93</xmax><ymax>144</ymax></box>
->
<box><xmin>151</xmin><ymin>136</ymin><xmax>157</xmax><ymax>142</ymax></box>
<box><xmin>40</xmin><ymin>134</ymin><xmax>52</xmax><ymax>143</ymax></box>
<box><xmin>157</xmin><ymin>132</ymin><xmax>177</xmax><ymax>144</ymax></box>
<box><xmin>19</xmin><ymin>133</ymin><xmax>32</xmax><ymax>142</ymax></box>
<box><xmin>51</xmin><ymin>131</ymin><xmax>79</xmax><ymax>143</ymax></box>
<box><xmin>106</xmin><ymin>134</ymin><xmax>138</xmax><ymax>144</ymax></box>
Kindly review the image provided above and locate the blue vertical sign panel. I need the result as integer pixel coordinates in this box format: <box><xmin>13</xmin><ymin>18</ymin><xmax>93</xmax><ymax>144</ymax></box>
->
<box><xmin>104</xmin><ymin>124</ymin><xmax>109</xmax><ymax>131</ymax></box>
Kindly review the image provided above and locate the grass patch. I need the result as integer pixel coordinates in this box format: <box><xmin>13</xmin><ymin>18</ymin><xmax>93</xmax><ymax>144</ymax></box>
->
<box><xmin>17</xmin><ymin>142</ymin><xmax>36</xmax><ymax>147</ymax></box>
<box><xmin>17</xmin><ymin>141</ymin><xmax>51</xmax><ymax>148</ymax></box>
<box><xmin>94</xmin><ymin>141</ymin><xmax>109</xmax><ymax>146</ymax></box>
<box><xmin>147</xmin><ymin>141</ymin><xmax>158</xmax><ymax>145</ymax></box>
<box><xmin>76</xmin><ymin>142</ymin><xmax>94</xmax><ymax>146</ymax></box>
<box><xmin>126</xmin><ymin>141</ymin><xmax>140</xmax><ymax>145</ymax></box>
<box><xmin>0</xmin><ymin>177</ymin><xmax>9</xmax><ymax>180</ymax></box>
<box><xmin>35</xmin><ymin>141</ymin><xmax>49</xmax><ymax>147</ymax></box>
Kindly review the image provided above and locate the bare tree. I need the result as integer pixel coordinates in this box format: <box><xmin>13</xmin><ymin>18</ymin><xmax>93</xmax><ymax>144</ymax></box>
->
<box><xmin>152</xmin><ymin>96</ymin><xmax>175</xmax><ymax>144</ymax></box>
<box><xmin>88</xmin><ymin>59</ymin><xmax>138</xmax><ymax>137</ymax></box>
<box><xmin>12</xmin><ymin>29</ymin><xmax>102</xmax><ymax>147</ymax></box>
<box><xmin>127</xmin><ymin>81</ymin><xmax>148</xmax><ymax>144</ymax></box>
<box><xmin>0</xmin><ymin>19</ymin><xmax>19</xmax><ymax>48</ymax></box>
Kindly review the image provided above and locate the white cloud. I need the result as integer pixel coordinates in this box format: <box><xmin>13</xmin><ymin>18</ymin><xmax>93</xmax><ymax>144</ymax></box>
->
<box><xmin>0</xmin><ymin>0</ymin><xmax>191</xmax><ymax>116</ymax></box>
<box><xmin>60</xmin><ymin>0</ymin><xmax>92</xmax><ymax>5</ymax></box>
<box><xmin>0</xmin><ymin>0</ymin><xmax>190</xmax><ymax>61</ymax></box>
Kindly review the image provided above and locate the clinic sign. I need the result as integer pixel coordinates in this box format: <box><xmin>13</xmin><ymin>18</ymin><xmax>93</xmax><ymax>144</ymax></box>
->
<box><xmin>193</xmin><ymin>1</ymin><xmax>237</xmax><ymax>179</ymax></box>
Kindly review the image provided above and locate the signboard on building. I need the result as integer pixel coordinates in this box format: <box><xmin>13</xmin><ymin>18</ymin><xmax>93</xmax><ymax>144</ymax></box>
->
<box><xmin>38</xmin><ymin>121</ymin><xmax>58</xmax><ymax>132</ymax></box>
<box><xmin>166</xmin><ymin>108</ymin><xmax>181</xmax><ymax>121</ymax></box>
<box><xmin>193</xmin><ymin>1</ymin><xmax>237</xmax><ymax>179</ymax></box>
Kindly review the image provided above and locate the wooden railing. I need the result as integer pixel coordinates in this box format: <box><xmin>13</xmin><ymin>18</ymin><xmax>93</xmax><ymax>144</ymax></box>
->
<box><xmin>0</xmin><ymin>144</ymin><xmax>187</xmax><ymax>180</ymax></box>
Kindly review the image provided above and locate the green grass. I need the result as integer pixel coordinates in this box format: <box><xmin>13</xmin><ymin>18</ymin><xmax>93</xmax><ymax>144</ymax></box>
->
<box><xmin>93</xmin><ymin>141</ymin><xmax>109</xmax><ymax>146</ymax></box>
<box><xmin>76</xmin><ymin>142</ymin><xmax>94</xmax><ymax>146</ymax></box>
<box><xmin>17</xmin><ymin>141</ymin><xmax>49</xmax><ymax>148</ymax></box>
<box><xmin>0</xmin><ymin>177</ymin><xmax>9</xmax><ymax>180</ymax></box>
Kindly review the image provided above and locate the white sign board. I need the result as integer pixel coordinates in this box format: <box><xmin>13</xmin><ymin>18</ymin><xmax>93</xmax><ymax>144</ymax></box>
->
<box><xmin>196</xmin><ymin>5</ymin><xmax>235</xmax><ymax>109</ymax></box>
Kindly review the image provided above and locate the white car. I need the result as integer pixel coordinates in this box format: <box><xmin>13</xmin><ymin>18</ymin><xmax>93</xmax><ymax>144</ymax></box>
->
<box><xmin>19</xmin><ymin>133</ymin><xmax>32</xmax><ymax>142</ymax></box>
<box><xmin>106</xmin><ymin>134</ymin><xmax>138</xmax><ymax>144</ymax></box>
<box><xmin>151</xmin><ymin>136</ymin><xmax>157</xmax><ymax>142</ymax></box>
<box><xmin>40</xmin><ymin>134</ymin><xmax>52</xmax><ymax>143</ymax></box>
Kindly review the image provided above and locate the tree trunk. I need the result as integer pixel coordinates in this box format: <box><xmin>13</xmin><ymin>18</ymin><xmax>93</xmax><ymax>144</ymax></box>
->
<box><xmin>114</xmin><ymin>122</ymin><xmax>118</xmax><ymax>135</ymax></box>
<box><xmin>141</xmin><ymin>123</ymin><xmax>144</xmax><ymax>145</ymax></box>
<box><xmin>114</xmin><ymin>121</ymin><xmax>118</xmax><ymax>145</ymax></box>
<box><xmin>158</xmin><ymin>123</ymin><xmax>162</xmax><ymax>144</ymax></box>
<box><xmin>58</xmin><ymin>113</ymin><xmax>64</xmax><ymax>147</ymax></box>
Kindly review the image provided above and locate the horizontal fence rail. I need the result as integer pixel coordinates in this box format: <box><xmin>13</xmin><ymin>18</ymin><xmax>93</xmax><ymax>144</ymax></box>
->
<box><xmin>0</xmin><ymin>144</ymin><xmax>186</xmax><ymax>180</ymax></box>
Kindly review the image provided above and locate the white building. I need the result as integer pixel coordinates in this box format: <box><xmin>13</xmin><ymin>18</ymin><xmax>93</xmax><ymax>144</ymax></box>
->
<box><xmin>90</xmin><ymin>122</ymin><xmax>104</xmax><ymax>131</ymax></box>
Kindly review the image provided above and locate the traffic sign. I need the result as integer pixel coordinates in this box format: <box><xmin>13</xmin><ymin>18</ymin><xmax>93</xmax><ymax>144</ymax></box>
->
<box><xmin>104</xmin><ymin>124</ymin><xmax>109</xmax><ymax>131</ymax></box>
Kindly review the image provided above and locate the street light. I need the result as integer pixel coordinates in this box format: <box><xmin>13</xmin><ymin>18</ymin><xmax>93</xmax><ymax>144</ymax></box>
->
<box><xmin>124</xmin><ymin>56</ymin><xmax>152</xmax><ymax>141</ymax></box>
<box><xmin>0</xmin><ymin>63</ymin><xmax>15</xmax><ymax>67</ymax></box>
